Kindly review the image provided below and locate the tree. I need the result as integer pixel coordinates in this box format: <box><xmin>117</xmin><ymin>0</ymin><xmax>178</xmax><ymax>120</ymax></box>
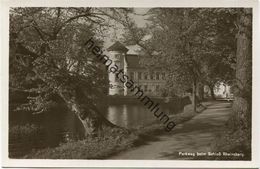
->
<box><xmin>199</xmin><ymin>9</ymin><xmax>237</xmax><ymax>100</ymax></box>
<box><xmin>9</xmin><ymin>7</ymin><xmax>127</xmax><ymax>137</ymax></box>
<box><xmin>232</xmin><ymin>8</ymin><xmax>252</xmax><ymax>130</ymax></box>
<box><xmin>120</xmin><ymin>8</ymin><xmax>239</xmax><ymax>109</ymax></box>
<box><xmin>120</xmin><ymin>8</ymin><xmax>212</xmax><ymax>112</ymax></box>
<box><xmin>211</xmin><ymin>9</ymin><xmax>252</xmax><ymax>158</ymax></box>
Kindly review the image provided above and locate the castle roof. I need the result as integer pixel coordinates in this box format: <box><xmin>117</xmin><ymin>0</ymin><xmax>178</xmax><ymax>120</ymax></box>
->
<box><xmin>107</xmin><ymin>41</ymin><xmax>129</xmax><ymax>52</ymax></box>
<box><xmin>126</xmin><ymin>44</ymin><xmax>142</xmax><ymax>55</ymax></box>
<box><xmin>107</xmin><ymin>42</ymin><xmax>161</xmax><ymax>69</ymax></box>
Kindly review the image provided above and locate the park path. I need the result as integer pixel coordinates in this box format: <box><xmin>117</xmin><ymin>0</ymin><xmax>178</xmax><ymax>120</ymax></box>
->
<box><xmin>110</xmin><ymin>101</ymin><xmax>232</xmax><ymax>159</ymax></box>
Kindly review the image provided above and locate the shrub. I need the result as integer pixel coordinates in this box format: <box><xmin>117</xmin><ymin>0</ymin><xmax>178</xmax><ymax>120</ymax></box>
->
<box><xmin>23</xmin><ymin>130</ymin><xmax>138</xmax><ymax>159</ymax></box>
<box><xmin>9</xmin><ymin>124</ymin><xmax>43</xmax><ymax>140</ymax></box>
<box><xmin>9</xmin><ymin>124</ymin><xmax>44</xmax><ymax>158</ymax></box>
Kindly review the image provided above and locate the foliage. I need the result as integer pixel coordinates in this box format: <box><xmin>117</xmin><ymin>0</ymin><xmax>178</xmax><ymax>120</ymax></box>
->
<box><xmin>9</xmin><ymin>124</ymin><xmax>44</xmax><ymax>158</ymax></box>
<box><xmin>147</xmin><ymin>9</ymin><xmax>237</xmax><ymax>94</ymax></box>
<box><xmin>211</xmin><ymin>128</ymin><xmax>251</xmax><ymax>160</ymax></box>
<box><xmin>199</xmin><ymin>9</ymin><xmax>237</xmax><ymax>88</ymax></box>
<box><xmin>118</xmin><ymin>9</ymin><xmax>237</xmax><ymax>98</ymax></box>
<box><xmin>23</xmin><ymin>127</ymin><xmax>137</xmax><ymax>159</ymax></box>
<box><xmin>211</xmin><ymin>8</ymin><xmax>252</xmax><ymax>160</ymax></box>
<box><xmin>9</xmin><ymin>124</ymin><xmax>43</xmax><ymax>140</ymax></box>
<box><xmin>10</xmin><ymin>8</ymin><xmax>110</xmax><ymax>114</ymax></box>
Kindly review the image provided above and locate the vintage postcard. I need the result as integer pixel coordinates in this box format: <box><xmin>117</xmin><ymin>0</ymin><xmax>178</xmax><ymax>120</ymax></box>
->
<box><xmin>1</xmin><ymin>0</ymin><xmax>259</xmax><ymax>168</ymax></box>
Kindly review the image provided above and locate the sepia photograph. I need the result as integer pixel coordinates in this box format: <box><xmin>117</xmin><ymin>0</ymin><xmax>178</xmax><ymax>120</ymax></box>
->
<box><xmin>2</xmin><ymin>2</ymin><xmax>257</xmax><ymax>166</ymax></box>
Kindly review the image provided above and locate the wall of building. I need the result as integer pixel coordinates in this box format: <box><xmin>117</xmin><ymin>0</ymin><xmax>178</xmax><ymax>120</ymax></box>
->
<box><xmin>108</xmin><ymin>49</ymin><xmax>166</xmax><ymax>97</ymax></box>
<box><xmin>108</xmin><ymin>51</ymin><xmax>125</xmax><ymax>95</ymax></box>
<box><xmin>125</xmin><ymin>68</ymin><xmax>166</xmax><ymax>96</ymax></box>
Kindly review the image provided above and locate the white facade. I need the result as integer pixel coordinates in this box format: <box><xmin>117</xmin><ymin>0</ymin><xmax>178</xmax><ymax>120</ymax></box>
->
<box><xmin>108</xmin><ymin>50</ymin><xmax>126</xmax><ymax>95</ymax></box>
<box><xmin>107</xmin><ymin>42</ymin><xmax>166</xmax><ymax>97</ymax></box>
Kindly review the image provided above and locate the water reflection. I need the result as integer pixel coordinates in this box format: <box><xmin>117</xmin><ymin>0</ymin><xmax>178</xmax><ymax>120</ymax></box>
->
<box><xmin>10</xmin><ymin>103</ymin><xmax>175</xmax><ymax>148</ymax></box>
<box><xmin>104</xmin><ymin>104</ymin><xmax>172</xmax><ymax>128</ymax></box>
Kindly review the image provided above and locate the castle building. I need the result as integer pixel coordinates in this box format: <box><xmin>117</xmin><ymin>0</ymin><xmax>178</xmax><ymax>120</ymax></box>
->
<box><xmin>107</xmin><ymin>41</ymin><xmax>166</xmax><ymax>96</ymax></box>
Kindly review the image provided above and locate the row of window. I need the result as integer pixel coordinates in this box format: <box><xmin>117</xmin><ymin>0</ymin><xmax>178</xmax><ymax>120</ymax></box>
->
<box><xmin>109</xmin><ymin>84</ymin><xmax>161</xmax><ymax>92</ymax></box>
<box><xmin>139</xmin><ymin>85</ymin><xmax>161</xmax><ymax>92</ymax></box>
<box><xmin>129</xmin><ymin>72</ymin><xmax>165</xmax><ymax>80</ymax></box>
<box><xmin>109</xmin><ymin>83</ymin><xmax>161</xmax><ymax>92</ymax></box>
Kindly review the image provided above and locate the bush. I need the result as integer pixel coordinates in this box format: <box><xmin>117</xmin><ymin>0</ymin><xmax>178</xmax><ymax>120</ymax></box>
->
<box><xmin>9</xmin><ymin>124</ymin><xmax>44</xmax><ymax>158</ymax></box>
<box><xmin>9</xmin><ymin>124</ymin><xmax>43</xmax><ymax>140</ymax></box>
<box><xmin>210</xmin><ymin>128</ymin><xmax>251</xmax><ymax>160</ymax></box>
<box><xmin>23</xmin><ymin>129</ymin><xmax>138</xmax><ymax>159</ymax></box>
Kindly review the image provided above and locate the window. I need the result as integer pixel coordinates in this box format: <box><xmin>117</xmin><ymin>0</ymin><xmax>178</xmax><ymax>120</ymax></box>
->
<box><xmin>115</xmin><ymin>54</ymin><xmax>120</xmax><ymax>60</ymax></box>
<box><xmin>156</xmin><ymin>85</ymin><xmax>160</xmax><ymax>91</ymax></box>
<box><xmin>115</xmin><ymin>75</ymin><xmax>120</xmax><ymax>82</ymax></box>
<box><xmin>150</xmin><ymin>73</ymin><xmax>154</xmax><ymax>80</ymax></box>
<box><xmin>156</xmin><ymin>72</ymin><xmax>160</xmax><ymax>80</ymax></box>
<box><xmin>161</xmin><ymin>73</ymin><xmax>165</xmax><ymax>80</ymax></box>
<box><xmin>144</xmin><ymin>73</ymin><xmax>148</xmax><ymax>80</ymax></box>
<box><xmin>130</xmin><ymin>72</ymin><xmax>134</xmax><ymax>80</ymax></box>
<box><xmin>138</xmin><ymin>72</ymin><xmax>142</xmax><ymax>80</ymax></box>
<box><xmin>144</xmin><ymin>85</ymin><xmax>148</xmax><ymax>92</ymax></box>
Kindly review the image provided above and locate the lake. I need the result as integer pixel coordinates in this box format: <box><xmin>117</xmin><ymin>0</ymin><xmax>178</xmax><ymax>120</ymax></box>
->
<box><xmin>9</xmin><ymin>103</ymin><xmax>178</xmax><ymax>152</ymax></box>
<box><xmin>104</xmin><ymin>104</ymin><xmax>172</xmax><ymax>129</ymax></box>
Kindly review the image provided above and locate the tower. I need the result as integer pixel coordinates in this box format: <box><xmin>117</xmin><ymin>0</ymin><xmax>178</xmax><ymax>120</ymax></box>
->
<box><xmin>107</xmin><ymin>41</ymin><xmax>128</xmax><ymax>95</ymax></box>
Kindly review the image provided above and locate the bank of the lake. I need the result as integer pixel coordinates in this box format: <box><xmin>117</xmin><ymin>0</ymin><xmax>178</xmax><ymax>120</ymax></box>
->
<box><xmin>9</xmin><ymin>96</ymin><xmax>191</xmax><ymax>158</ymax></box>
<box><xmin>21</xmin><ymin>102</ymin><xmax>206</xmax><ymax>159</ymax></box>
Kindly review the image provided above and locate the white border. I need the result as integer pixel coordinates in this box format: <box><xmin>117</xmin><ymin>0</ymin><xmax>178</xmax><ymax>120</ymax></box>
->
<box><xmin>1</xmin><ymin>0</ymin><xmax>259</xmax><ymax>168</ymax></box>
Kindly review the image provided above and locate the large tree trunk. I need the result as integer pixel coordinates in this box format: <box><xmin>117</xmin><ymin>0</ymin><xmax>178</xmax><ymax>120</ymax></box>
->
<box><xmin>57</xmin><ymin>87</ymin><xmax>127</xmax><ymax>137</ymax></box>
<box><xmin>209</xmin><ymin>85</ymin><xmax>216</xmax><ymax>100</ymax></box>
<box><xmin>197</xmin><ymin>82</ymin><xmax>204</xmax><ymax>101</ymax></box>
<box><xmin>192</xmin><ymin>80</ymin><xmax>197</xmax><ymax>112</ymax></box>
<box><xmin>232</xmin><ymin>8</ymin><xmax>252</xmax><ymax>130</ymax></box>
<box><xmin>32</xmin><ymin>64</ymin><xmax>126</xmax><ymax>137</ymax></box>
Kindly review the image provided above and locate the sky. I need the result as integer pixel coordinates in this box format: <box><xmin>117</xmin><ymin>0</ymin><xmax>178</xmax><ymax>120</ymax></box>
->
<box><xmin>133</xmin><ymin>8</ymin><xmax>150</xmax><ymax>27</ymax></box>
<box><xmin>103</xmin><ymin>8</ymin><xmax>150</xmax><ymax>48</ymax></box>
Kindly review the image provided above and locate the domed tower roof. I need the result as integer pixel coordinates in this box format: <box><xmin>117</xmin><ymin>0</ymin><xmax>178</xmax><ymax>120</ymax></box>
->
<box><xmin>107</xmin><ymin>41</ymin><xmax>129</xmax><ymax>53</ymax></box>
